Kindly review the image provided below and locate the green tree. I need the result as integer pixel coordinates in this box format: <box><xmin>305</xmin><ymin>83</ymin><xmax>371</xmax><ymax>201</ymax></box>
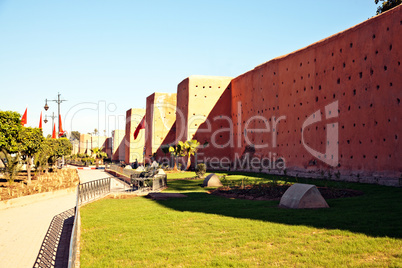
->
<box><xmin>0</xmin><ymin>111</ymin><xmax>22</xmax><ymax>154</ymax></box>
<box><xmin>91</xmin><ymin>147</ymin><xmax>107</xmax><ymax>164</ymax></box>
<box><xmin>169</xmin><ymin>141</ymin><xmax>186</xmax><ymax>171</ymax></box>
<box><xmin>20</xmin><ymin>127</ymin><xmax>44</xmax><ymax>185</ymax></box>
<box><xmin>183</xmin><ymin>139</ymin><xmax>200</xmax><ymax>170</ymax></box>
<box><xmin>34</xmin><ymin>137</ymin><xmax>53</xmax><ymax>174</ymax></box>
<box><xmin>70</xmin><ymin>130</ymin><xmax>80</xmax><ymax>140</ymax></box>
<box><xmin>55</xmin><ymin>138</ymin><xmax>72</xmax><ymax>157</ymax></box>
<box><xmin>375</xmin><ymin>0</ymin><xmax>401</xmax><ymax>14</ymax></box>
<box><xmin>0</xmin><ymin>111</ymin><xmax>23</xmax><ymax>183</ymax></box>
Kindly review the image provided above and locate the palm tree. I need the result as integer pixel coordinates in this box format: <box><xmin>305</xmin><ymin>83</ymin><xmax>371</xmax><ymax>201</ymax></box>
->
<box><xmin>169</xmin><ymin>141</ymin><xmax>186</xmax><ymax>171</ymax></box>
<box><xmin>91</xmin><ymin>147</ymin><xmax>107</xmax><ymax>165</ymax></box>
<box><xmin>184</xmin><ymin>139</ymin><xmax>200</xmax><ymax>170</ymax></box>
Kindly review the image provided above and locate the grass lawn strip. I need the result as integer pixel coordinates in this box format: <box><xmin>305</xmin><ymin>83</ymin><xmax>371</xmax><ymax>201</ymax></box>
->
<box><xmin>80</xmin><ymin>172</ymin><xmax>402</xmax><ymax>267</ymax></box>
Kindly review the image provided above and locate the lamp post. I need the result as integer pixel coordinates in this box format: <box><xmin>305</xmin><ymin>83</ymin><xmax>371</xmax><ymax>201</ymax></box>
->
<box><xmin>44</xmin><ymin>92</ymin><xmax>67</xmax><ymax>137</ymax></box>
<box><xmin>44</xmin><ymin>112</ymin><xmax>57</xmax><ymax>128</ymax></box>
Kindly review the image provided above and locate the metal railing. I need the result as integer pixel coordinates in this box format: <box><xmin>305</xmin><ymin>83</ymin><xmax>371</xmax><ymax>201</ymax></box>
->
<box><xmin>78</xmin><ymin>178</ymin><xmax>111</xmax><ymax>205</ymax></box>
<box><xmin>68</xmin><ymin>177</ymin><xmax>113</xmax><ymax>268</ymax></box>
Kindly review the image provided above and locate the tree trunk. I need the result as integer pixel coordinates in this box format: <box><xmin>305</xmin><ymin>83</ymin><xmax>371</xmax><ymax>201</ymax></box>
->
<box><xmin>27</xmin><ymin>156</ymin><xmax>32</xmax><ymax>185</ymax></box>
<box><xmin>173</xmin><ymin>158</ymin><xmax>178</xmax><ymax>171</ymax></box>
<box><xmin>186</xmin><ymin>155</ymin><xmax>191</xmax><ymax>171</ymax></box>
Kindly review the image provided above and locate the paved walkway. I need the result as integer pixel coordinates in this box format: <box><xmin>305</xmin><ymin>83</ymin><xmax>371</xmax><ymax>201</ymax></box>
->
<box><xmin>0</xmin><ymin>169</ymin><xmax>114</xmax><ymax>268</ymax></box>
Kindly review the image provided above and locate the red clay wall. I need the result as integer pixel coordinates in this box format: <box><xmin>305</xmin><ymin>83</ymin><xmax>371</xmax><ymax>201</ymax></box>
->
<box><xmin>230</xmin><ymin>6</ymin><xmax>402</xmax><ymax>185</ymax></box>
<box><xmin>125</xmin><ymin>108</ymin><xmax>145</xmax><ymax>164</ymax></box>
<box><xmin>145</xmin><ymin>92</ymin><xmax>177</xmax><ymax>163</ymax></box>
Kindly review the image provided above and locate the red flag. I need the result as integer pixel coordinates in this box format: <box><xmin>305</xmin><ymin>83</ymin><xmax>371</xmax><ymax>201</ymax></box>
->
<box><xmin>52</xmin><ymin>123</ymin><xmax>56</xmax><ymax>139</ymax></box>
<box><xmin>21</xmin><ymin>108</ymin><xmax>27</xmax><ymax>126</ymax></box>
<box><xmin>58</xmin><ymin>114</ymin><xmax>65</xmax><ymax>137</ymax></box>
<box><xmin>133</xmin><ymin>116</ymin><xmax>145</xmax><ymax>140</ymax></box>
<box><xmin>39</xmin><ymin>112</ymin><xmax>43</xmax><ymax>129</ymax></box>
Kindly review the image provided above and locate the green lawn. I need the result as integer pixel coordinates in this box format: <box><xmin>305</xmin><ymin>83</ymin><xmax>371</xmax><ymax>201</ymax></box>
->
<box><xmin>80</xmin><ymin>172</ymin><xmax>402</xmax><ymax>267</ymax></box>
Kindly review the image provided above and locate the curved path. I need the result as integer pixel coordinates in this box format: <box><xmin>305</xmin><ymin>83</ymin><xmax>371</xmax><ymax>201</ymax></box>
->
<box><xmin>0</xmin><ymin>169</ymin><xmax>112</xmax><ymax>268</ymax></box>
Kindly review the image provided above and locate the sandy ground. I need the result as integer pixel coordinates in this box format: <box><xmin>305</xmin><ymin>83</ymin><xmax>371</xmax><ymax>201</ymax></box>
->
<box><xmin>0</xmin><ymin>169</ymin><xmax>112</xmax><ymax>268</ymax></box>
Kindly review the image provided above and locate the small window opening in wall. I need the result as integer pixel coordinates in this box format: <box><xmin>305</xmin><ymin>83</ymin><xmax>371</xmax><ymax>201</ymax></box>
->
<box><xmin>316</xmin><ymin>97</ymin><xmax>319</xmax><ymax>102</ymax></box>
<box><xmin>333</xmin><ymin>94</ymin><xmax>336</xmax><ymax>99</ymax></box>
<box><xmin>340</xmin><ymin>48</ymin><xmax>342</xmax><ymax>53</ymax></box>
<box><xmin>204</xmin><ymin>96</ymin><xmax>207</xmax><ymax>98</ymax></box>
<box><xmin>203</xmin><ymin>86</ymin><xmax>205</xmax><ymax>88</ymax></box>
<box><xmin>359</xmin><ymin>72</ymin><xmax>363</xmax><ymax>78</ymax></box>
<box><xmin>389</xmin><ymin>44</ymin><xmax>393</xmax><ymax>51</ymax></box>
<box><xmin>348</xmin><ymin>106</ymin><xmax>351</xmax><ymax>111</ymax></box>
<box><xmin>364</xmin><ymin>56</ymin><xmax>367</xmax><ymax>61</ymax></box>
<box><xmin>348</xmin><ymin>76</ymin><xmax>351</xmax><ymax>80</ymax></box>
<box><xmin>209</xmin><ymin>86</ymin><xmax>212</xmax><ymax>88</ymax></box>
<box><xmin>370</xmin><ymin>68</ymin><xmax>374</xmax><ymax>75</ymax></box>
<box><xmin>195</xmin><ymin>85</ymin><xmax>198</xmax><ymax>87</ymax></box>
<box><xmin>390</xmin><ymin>82</ymin><xmax>393</xmax><ymax>87</ymax></box>
<box><xmin>333</xmin><ymin>66</ymin><xmax>335</xmax><ymax>71</ymax></box>
<box><xmin>372</xmin><ymin>34</ymin><xmax>376</xmax><ymax>39</ymax></box>
<box><xmin>363</xmin><ymin>155</ymin><xmax>366</xmax><ymax>159</ymax></box>
<box><xmin>387</xmin><ymin>27</ymin><xmax>389</xmax><ymax>31</ymax></box>
<box><xmin>195</xmin><ymin>94</ymin><xmax>197</xmax><ymax>97</ymax></box>
<box><xmin>350</xmin><ymin>43</ymin><xmax>353</xmax><ymax>48</ymax></box>
<box><xmin>397</xmin><ymin>98</ymin><xmax>400</xmax><ymax>105</ymax></box>
<box><xmin>375</xmin><ymin>50</ymin><xmax>379</xmax><ymax>55</ymax></box>
<box><xmin>343</xmin><ymin>62</ymin><xmax>346</xmax><ymax>68</ymax></box>
<box><xmin>337</xmin><ymin>78</ymin><xmax>340</xmax><ymax>84</ymax></box>
<box><xmin>331</xmin><ymin>52</ymin><xmax>334</xmax><ymax>56</ymax></box>
<box><xmin>377</xmin><ymin>85</ymin><xmax>380</xmax><ymax>90</ymax></box>
<box><xmin>300</xmin><ymin>62</ymin><xmax>302</xmax><ymax>67</ymax></box>
<box><xmin>384</xmin><ymin>65</ymin><xmax>387</xmax><ymax>71</ymax></box>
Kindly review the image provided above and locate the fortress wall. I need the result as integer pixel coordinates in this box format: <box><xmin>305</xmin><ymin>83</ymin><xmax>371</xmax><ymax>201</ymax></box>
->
<box><xmin>125</xmin><ymin>108</ymin><xmax>146</xmax><ymax>164</ymax></box>
<box><xmin>112</xmin><ymin>130</ymin><xmax>125</xmax><ymax>161</ymax></box>
<box><xmin>145</xmin><ymin>92</ymin><xmax>177</xmax><ymax>162</ymax></box>
<box><xmin>230</xmin><ymin>6</ymin><xmax>402</xmax><ymax>185</ymax></box>
<box><xmin>79</xmin><ymin>134</ymin><xmax>91</xmax><ymax>154</ymax></box>
<box><xmin>175</xmin><ymin>75</ymin><xmax>232</xmax><ymax>169</ymax></box>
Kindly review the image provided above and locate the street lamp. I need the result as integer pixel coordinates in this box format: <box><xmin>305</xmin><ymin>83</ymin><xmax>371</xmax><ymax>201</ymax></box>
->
<box><xmin>43</xmin><ymin>112</ymin><xmax>56</xmax><ymax>127</ymax></box>
<box><xmin>44</xmin><ymin>93</ymin><xmax>67</xmax><ymax>137</ymax></box>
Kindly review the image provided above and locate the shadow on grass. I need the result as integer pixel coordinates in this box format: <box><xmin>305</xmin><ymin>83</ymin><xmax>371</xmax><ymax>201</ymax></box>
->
<box><xmin>157</xmin><ymin>180</ymin><xmax>402</xmax><ymax>238</ymax></box>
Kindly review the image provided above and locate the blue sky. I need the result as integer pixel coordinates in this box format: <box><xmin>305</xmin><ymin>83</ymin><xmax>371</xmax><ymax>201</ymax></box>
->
<box><xmin>0</xmin><ymin>1</ymin><xmax>377</xmax><ymax>137</ymax></box>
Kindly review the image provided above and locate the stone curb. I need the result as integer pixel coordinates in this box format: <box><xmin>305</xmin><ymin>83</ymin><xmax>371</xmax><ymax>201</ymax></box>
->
<box><xmin>0</xmin><ymin>186</ymin><xmax>77</xmax><ymax>211</ymax></box>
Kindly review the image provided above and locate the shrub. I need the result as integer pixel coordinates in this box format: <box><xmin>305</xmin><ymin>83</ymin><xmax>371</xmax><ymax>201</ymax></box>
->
<box><xmin>195</xmin><ymin>163</ymin><xmax>206</xmax><ymax>178</ymax></box>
